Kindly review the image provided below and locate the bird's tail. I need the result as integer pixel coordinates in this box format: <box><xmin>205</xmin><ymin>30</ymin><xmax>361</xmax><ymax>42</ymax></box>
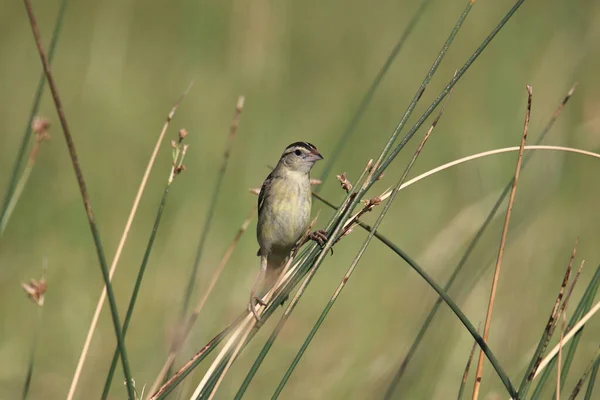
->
<box><xmin>261</xmin><ymin>254</ymin><xmax>288</xmax><ymax>295</ymax></box>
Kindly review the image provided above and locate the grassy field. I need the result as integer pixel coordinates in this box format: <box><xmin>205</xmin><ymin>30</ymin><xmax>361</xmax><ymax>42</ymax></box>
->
<box><xmin>1</xmin><ymin>0</ymin><xmax>600</xmax><ymax>399</ymax></box>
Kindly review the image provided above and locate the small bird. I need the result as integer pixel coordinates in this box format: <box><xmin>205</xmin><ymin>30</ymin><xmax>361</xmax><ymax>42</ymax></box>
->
<box><xmin>250</xmin><ymin>141</ymin><xmax>326</xmax><ymax>321</ymax></box>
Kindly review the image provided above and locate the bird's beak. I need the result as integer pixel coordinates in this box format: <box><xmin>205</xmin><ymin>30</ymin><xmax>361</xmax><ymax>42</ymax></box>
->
<box><xmin>306</xmin><ymin>149</ymin><xmax>323</xmax><ymax>162</ymax></box>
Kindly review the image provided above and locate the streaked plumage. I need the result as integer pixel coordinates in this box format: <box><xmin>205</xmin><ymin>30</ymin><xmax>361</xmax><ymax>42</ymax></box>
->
<box><xmin>250</xmin><ymin>142</ymin><xmax>323</xmax><ymax>321</ymax></box>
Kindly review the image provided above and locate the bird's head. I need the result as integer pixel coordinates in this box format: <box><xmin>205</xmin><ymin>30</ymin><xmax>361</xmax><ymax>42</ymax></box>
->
<box><xmin>278</xmin><ymin>141</ymin><xmax>323</xmax><ymax>173</ymax></box>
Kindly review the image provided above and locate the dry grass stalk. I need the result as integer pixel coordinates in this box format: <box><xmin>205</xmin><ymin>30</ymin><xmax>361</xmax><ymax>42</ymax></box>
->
<box><xmin>382</xmin><ymin>145</ymin><xmax>600</xmax><ymax>202</ymax></box>
<box><xmin>471</xmin><ymin>85</ymin><xmax>532</xmax><ymax>400</ymax></box>
<box><xmin>524</xmin><ymin>246</ymin><xmax>580</xmax><ymax>389</ymax></box>
<box><xmin>459</xmin><ymin>324</ymin><xmax>481</xmax><ymax>399</ymax></box>
<box><xmin>66</xmin><ymin>83</ymin><xmax>193</xmax><ymax>400</ymax></box>
<box><xmin>336</xmin><ymin>172</ymin><xmax>353</xmax><ymax>193</ymax></box>
<box><xmin>533</xmin><ymin>297</ymin><xmax>600</xmax><ymax>382</ymax></box>
<box><xmin>149</xmin><ymin>322</ymin><xmax>237</xmax><ymax>400</ymax></box>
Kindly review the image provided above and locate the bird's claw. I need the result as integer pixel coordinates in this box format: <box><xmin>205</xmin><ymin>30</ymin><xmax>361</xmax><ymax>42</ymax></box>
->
<box><xmin>309</xmin><ymin>230</ymin><xmax>334</xmax><ymax>255</ymax></box>
<box><xmin>249</xmin><ymin>296</ymin><xmax>267</xmax><ymax>324</ymax></box>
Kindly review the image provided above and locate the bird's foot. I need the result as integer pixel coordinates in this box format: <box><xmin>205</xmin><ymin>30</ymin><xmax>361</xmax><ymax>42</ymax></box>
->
<box><xmin>309</xmin><ymin>230</ymin><xmax>334</xmax><ymax>255</ymax></box>
<box><xmin>248</xmin><ymin>296</ymin><xmax>267</xmax><ymax>324</ymax></box>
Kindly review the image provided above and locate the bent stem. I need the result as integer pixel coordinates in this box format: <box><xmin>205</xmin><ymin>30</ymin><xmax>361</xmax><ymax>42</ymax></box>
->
<box><xmin>385</xmin><ymin>82</ymin><xmax>576</xmax><ymax>396</ymax></box>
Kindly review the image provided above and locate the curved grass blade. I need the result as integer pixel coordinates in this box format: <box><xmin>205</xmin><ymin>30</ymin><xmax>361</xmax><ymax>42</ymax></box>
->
<box><xmin>175</xmin><ymin>0</ymin><xmax>527</xmax><ymax>395</ymax></box>
<box><xmin>316</xmin><ymin>0</ymin><xmax>435</xmax><ymax>189</ymax></box>
<box><xmin>530</xmin><ymin>265</ymin><xmax>600</xmax><ymax>399</ymax></box>
<box><xmin>273</xmin><ymin>126</ymin><xmax>516</xmax><ymax>399</ymax></box>
<box><xmin>272</xmin><ymin>102</ymin><xmax>449</xmax><ymax>399</ymax></box>
<box><xmin>273</xmin><ymin>91</ymin><xmax>516</xmax><ymax>399</ymax></box>
<box><xmin>0</xmin><ymin>0</ymin><xmax>67</xmax><ymax>237</ymax></box>
<box><xmin>22</xmin><ymin>0</ymin><xmax>136</xmax><ymax>397</ymax></box>
<box><xmin>238</xmin><ymin>3</ymin><xmax>479</xmax><ymax>390</ymax></box>
<box><xmin>385</xmin><ymin>82</ymin><xmax>576</xmax><ymax>396</ymax></box>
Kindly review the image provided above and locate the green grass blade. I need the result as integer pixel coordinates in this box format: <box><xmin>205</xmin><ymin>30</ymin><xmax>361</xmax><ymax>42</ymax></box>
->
<box><xmin>22</xmin><ymin>0</ymin><xmax>136</xmax><ymax>396</ymax></box>
<box><xmin>184</xmin><ymin>0</ymin><xmax>527</xmax><ymax>395</ymax></box>
<box><xmin>583</xmin><ymin>357</ymin><xmax>600</xmax><ymax>400</ymax></box>
<box><xmin>1</xmin><ymin>159</ymin><xmax>35</xmax><ymax>237</ymax></box>
<box><xmin>530</xmin><ymin>265</ymin><xmax>600</xmax><ymax>399</ymax></box>
<box><xmin>316</xmin><ymin>0</ymin><xmax>435</xmax><ymax>189</ymax></box>
<box><xmin>568</xmin><ymin>347</ymin><xmax>600</xmax><ymax>400</ymax></box>
<box><xmin>0</xmin><ymin>0</ymin><xmax>67</xmax><ymax>237</ymax></box>
<box><xmin>22</xmin><ymin>306</ymin><xmax>43</xmax><ymax>400</ymax></box>
<box><xmin>518</xmin><ymin>252</ymin><xmax>582</xmax><ymax>399</ymax></box>
<box><xmin>288</xmin><ymin>203</ymin><xmax>517</xmax><ymax>399</ymax></box>
<box><xmin>384</xmin><ymin>83</ymin><xmax>575</xmax><ymax>395</ymax></box>
<box><xmin>103</xmin><ymin>137</ymin><xmax>189</xmax><ymax>398</ymax></box>
<box><xmin>247</xmin><ymin>1</ymin><xmax>528</xmax><ymax>392</ymax></box>
<box><xmin>274</xmin><ymin>100</ymin><xmax>517</xmax><ymax>399</ymax></box>
<box><xmin>375</xmin><ymin>0</ymin><xmax>526</xmax><ymax>178</ymax></box>
<box><xmin>553</xmin><ymin>269</ymin><xmax>600</xmax><ymax>398</ymax></box>
<box><xmin>372</xmin><ymin>0</ymin><xmax>474</xmax><ymax>171</ymax></box>
<box><xmin>101</xmin><ymin>185</ymin><xmax>172</xmax><ymax>399</ymax></box>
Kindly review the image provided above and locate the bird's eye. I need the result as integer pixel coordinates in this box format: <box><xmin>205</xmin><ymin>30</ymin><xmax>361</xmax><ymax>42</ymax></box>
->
<box><xmin>294</xmin><ymin>149</ymin><xmax>302</xmax><ymax>156</ymax></box>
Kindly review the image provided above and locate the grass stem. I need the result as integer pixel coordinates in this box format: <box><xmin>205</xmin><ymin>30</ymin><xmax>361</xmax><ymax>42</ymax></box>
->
<box><xmin>471</xmin><ymin>84</ymin><xmax>532</xmax><ymax>400</ymax></box>
<box><xmin>22</xmin><ymin>0</ymin><xmax>135</xmax><ymax>397</ymax></box>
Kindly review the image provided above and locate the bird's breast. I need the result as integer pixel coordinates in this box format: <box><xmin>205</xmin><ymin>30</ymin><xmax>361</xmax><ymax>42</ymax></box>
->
<box><xmin>259</xmin><ymin>176</ymin><xmax>312</xmax><ymax>251</ymax></box>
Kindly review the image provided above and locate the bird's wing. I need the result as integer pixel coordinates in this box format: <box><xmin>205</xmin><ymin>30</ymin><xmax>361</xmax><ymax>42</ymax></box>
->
<box><xmin>257</xmin><ymin>172</ymin><xmax>274</xmax><ymax>216</ymax></box>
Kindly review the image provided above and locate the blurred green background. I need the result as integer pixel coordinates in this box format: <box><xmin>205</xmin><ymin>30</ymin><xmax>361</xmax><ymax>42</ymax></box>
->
<box><xmin>2</xmin><ymin>0</ymin><xmax>600</xmax><ymax>398</ymax></box>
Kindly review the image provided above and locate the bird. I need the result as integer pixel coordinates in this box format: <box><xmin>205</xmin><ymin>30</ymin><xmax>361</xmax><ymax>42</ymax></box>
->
<box><xmin>250</xmin><ymin>141</ymin><xmax>327</xmax><ymax>321</ymax></box>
